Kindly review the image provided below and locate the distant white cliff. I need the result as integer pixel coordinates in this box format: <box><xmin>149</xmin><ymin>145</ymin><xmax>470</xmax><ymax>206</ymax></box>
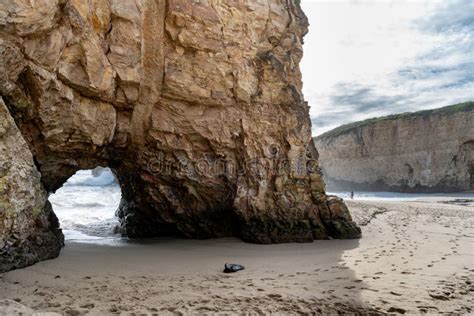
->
<box><xmin>314</xmin><ymin>102</ymin><xmax>474</xmax><ymax>192</ymax></box>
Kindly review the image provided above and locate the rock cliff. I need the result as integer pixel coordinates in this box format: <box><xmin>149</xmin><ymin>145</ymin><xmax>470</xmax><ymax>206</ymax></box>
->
<box><xmin>314</xmin><ymin>102</ymin><xmax>474</xmax><ymax>192</ymax></box>
<box><xmin>0</xmin><ymin>0</ymin><xmax>360</xmax><ymax>272</ymax></box>
<box><xmin>0</xmin><ymin>98</ymin><xmax>63</xmax><ymax>271</ymax></box>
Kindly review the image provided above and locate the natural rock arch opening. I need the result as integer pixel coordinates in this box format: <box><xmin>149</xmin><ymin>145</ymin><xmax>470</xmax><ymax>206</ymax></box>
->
<box><xmin>0</xmin><ymin>0</ymin><xmax>360</xmax><ymax>273</ymax></box>
<box><xmin>49</xmin><ymin>168</ymin><xmax>121</xmax><ymax>241</ymax></box>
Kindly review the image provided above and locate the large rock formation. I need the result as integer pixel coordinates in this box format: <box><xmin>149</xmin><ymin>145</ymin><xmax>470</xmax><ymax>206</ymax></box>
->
<box><xmin>314</xmin><ymin>102</ymin><xmax>474</xmax><ymax>192</ymax></box>
<box><xmin>0</xmin><ymin>0</ymin><xmax>360</xmax><ymax>272</ymax></box>
<box><xmin>0</xmin><ymin>98</ymin><xmax>63</xmax><ymax>271</ymax></box>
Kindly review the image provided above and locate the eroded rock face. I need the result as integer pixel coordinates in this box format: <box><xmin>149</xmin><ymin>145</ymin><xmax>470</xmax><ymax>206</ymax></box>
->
<box><xmin>0</xmin><ymin>98</ymin><xmax>63</xmax><ymax>272</ymax></box>
<box><xmin>0</xmin><ymin>0</ymin><xmax>359</xmax><ymax>271</ymax></box>
<box><xmin>314</xmin><ymin>103</ymin><xmax>474</xmax><ymax>192</ymax></box>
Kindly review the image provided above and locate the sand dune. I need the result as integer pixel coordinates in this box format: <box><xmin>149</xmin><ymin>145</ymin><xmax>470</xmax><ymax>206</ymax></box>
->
<box><xmin>0</xmin><ymin>199</ymin><xmax>473</xmax><ymax>314</ymax></box>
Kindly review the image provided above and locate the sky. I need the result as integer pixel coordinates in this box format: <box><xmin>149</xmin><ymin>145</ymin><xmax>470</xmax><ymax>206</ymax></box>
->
<box><xmin>300</xmin><ymin>0</ymin><xmax>474</xmax><ymax>136</ymax></box>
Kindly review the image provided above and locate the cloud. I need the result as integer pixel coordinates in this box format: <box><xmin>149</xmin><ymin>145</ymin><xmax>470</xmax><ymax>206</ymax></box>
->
<box><xmin>301</xmin><ymin>0</ymin><xmax>474</xmax><ymax>136</ymax></box>
<box><xmin>416</xmin><ymin>0</ymin><xmax>474</xmax><ymax>34</ymax></box>
<box><xmin>329</xmin><ymin>83</ymin><xmax>405</xmax><ymax>113</ymax></box>
<box><xmin>311</xmin><ymin>83</ymin><xmax>410</xmax><ymax>132</ymax></box>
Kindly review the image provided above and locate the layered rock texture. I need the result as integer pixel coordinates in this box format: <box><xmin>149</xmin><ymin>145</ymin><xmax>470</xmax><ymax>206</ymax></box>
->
<box><xmin>314</xmin><ymin>102</ymin><xmax>474</xmax><ymax>192</ymax></box>
<box><xmin>0</xmin><ymin>0</ymin><xmax>360</xmax><ymax>271</ymax></box>
<box><xmin>0</xmin><ymin>98</ymin><xmax>63</xmax><ymax>272</ymax></box>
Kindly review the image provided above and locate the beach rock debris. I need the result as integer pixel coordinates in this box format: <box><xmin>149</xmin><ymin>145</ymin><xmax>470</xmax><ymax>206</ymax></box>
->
<box><xmin>223</xmin><ymin>263</ymin><xmax>245</xmax><ymax>273</ymax></box>
<box><xmin>0</xmin><ymin>0</ymin><xmax>360</xmax><ymax>272</ymax></box>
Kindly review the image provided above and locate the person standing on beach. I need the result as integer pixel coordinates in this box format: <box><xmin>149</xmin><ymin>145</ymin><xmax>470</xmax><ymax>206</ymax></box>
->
<box><xmin>350</xmin><ymin>191</ymin><xmax>354</xmax><ymax>199</ymax></box>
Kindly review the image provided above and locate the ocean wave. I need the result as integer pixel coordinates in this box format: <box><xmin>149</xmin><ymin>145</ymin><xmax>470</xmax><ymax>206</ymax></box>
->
<box><xmin>64</xmin><ymin>218</ymin><xmax>120</xmax><ymax>238</ymax></box>
<box><xmin>64</xmin><ymin>168</ymin><xmax>117</xmax><ymax>187</ymax></box>
<box><xmin>71</xmin><ymin>202</ymin><xmax>109</xmax><ymax>208</ymax></box>
<box><xmin>50</xmin><ymin>171</ymin><xmax>122</xmax><ymax>241</ymax></box>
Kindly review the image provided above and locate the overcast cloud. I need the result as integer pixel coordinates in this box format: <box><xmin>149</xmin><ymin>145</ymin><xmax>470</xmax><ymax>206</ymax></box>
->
<box><xmin>300</xmin><ymin>0</ymin><xmax>474</xmax><ymax>136</ymax></box>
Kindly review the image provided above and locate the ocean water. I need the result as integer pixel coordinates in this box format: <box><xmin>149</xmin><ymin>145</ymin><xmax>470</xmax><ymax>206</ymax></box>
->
<box><xmin>49</xmin><ymin>169</ymin><xmax>122</xmax><ymax>242</ymax></box>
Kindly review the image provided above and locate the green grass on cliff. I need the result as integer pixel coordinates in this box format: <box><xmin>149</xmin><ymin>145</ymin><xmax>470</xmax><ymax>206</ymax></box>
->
<box><xmin>315</xmin><ymin>101</ymin><xmax>474</xmax><ymax>140</ymax></box>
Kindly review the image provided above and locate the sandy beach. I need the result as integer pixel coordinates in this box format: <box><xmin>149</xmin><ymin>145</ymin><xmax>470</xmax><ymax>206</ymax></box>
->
<box><xmin>1</xmin><ymin>198</ymin><xmax>473</xmax><ymax>315</ymax></box>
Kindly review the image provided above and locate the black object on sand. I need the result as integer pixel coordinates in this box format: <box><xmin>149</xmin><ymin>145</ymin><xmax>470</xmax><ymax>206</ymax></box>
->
<box><xmin>223</xmin><ymin>263</ymin><xmax>245</xmax><ymax>273</ymax></box>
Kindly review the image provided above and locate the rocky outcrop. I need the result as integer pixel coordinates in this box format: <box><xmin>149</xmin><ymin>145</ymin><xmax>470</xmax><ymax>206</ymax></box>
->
<box><xmin>314</xmin><ymin>102</ymin><xmax>474</xmax><ymax>192</ymax></box>
<box><xmin>0</xmin><ymin>0</ymin><xmax>360</xmax><ymax>271</ymax></box>
<box><xmin>0</xmin><ymin>98</ymin><xmax>63</xmax><ymax>272</ymax></box>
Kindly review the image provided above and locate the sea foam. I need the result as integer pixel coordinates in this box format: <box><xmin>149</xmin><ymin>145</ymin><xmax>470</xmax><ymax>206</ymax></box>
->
<box><xmin>49</xmin><ymin>168</ymin><xmax>122</xmax><ymax>242</ymax></box>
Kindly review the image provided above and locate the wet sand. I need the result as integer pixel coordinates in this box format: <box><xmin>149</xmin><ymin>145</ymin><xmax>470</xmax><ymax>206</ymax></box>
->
<box><xmin>0</xmin><ymin>199</ymin><xmax>473</xmax><ymax>314</ymax></box>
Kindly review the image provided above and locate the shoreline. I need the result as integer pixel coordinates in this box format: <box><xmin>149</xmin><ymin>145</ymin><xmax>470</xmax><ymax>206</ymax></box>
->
<box><xmin>1</xmin><ymin>199</ymin><xmax>473</xmax><ymax>314</ymax></box>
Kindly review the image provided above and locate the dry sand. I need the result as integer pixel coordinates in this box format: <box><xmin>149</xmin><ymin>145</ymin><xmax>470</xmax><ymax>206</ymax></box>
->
<box><xmin>0</xmin><ymin>198</ymin><xmax>473</xmax><ymax>315</ymax></box>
